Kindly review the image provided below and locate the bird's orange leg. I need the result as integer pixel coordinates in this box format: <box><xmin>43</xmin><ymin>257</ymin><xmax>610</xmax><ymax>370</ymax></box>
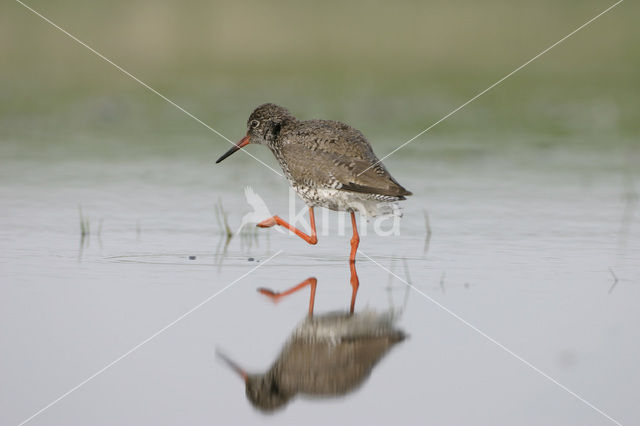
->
<box><xmin>349</xmin><ymin>211</ymin><xmax>360</xmax><ymax>263</ymax></box>
<box><xmin>349</xmin><ymin>211</ymin><xmax>360</xmax><ymax>313</ymax></box>
<box><xmin>257</xmin><ymin>207</ymin><xmax>317</xmax><ymax>245</ymax></box>
<box><xmin>258</xmin><ymin>277</ymin><xmax>318</xmax><ymax>316</ymax></box>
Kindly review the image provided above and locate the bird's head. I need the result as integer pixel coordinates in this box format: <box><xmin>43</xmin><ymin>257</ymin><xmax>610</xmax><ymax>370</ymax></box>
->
<box><xmin>245</xmin><ymin>374</ymin><xmax>292</xmax><ymax>412</ymax></box>
<box><xmin>217</xmin><ymin>349</ymin><xmax>291</xmax><ymax>412</ymax></box>
<box><xmin>216</xmin><ymin>103</ymin><xmax>293</xmax><ymax>163</ymax></box>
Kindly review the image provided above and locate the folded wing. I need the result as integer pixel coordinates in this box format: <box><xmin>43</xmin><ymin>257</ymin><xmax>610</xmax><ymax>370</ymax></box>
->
<box><xmin>280</xmin><ymin>124</ymin><xmax>412</xmax><ymax>199</ymax></box>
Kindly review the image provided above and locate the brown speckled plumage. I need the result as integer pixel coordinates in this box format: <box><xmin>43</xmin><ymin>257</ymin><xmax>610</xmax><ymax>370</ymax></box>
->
<box><xmin>231</xmin><ymin>103</ymin><xmax>412</xmax><ymax>216</ymax></box>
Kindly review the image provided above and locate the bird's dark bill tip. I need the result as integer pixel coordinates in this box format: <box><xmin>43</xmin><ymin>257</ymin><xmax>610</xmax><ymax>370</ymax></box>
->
<box><xmin>216</xmin><ymin>135</ymin><xmax>250</xmax><ymax>164</ymax></box>
<box><xmin>215</xmin><ymin>146</ymin><xmax>240</xmax><ymax>163</ymax></box>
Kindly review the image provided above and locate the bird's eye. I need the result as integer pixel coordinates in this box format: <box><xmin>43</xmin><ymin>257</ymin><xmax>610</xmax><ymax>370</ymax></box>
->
<box><xmin>250</xmin><ymin>120</ymin><xmax>260</xmax><ymax>129</ymax></box>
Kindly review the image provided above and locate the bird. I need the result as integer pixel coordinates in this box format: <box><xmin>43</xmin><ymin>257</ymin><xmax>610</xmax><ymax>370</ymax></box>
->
<box><xmin>216</xmin><ymin>103</ymin><xmax>412</xmax><ymax>265</ymax></box>
<box><xmin>218</xmin><ymin>276</ymin><xmax>406</xmax><ymax>412</ymax></box>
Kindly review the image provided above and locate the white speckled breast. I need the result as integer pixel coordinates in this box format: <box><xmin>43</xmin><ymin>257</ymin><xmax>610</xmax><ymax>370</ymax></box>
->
<box><xmin>292</xmin><ymin>183</ymin><xmax>401</xmax><ymax>218</ymax></box>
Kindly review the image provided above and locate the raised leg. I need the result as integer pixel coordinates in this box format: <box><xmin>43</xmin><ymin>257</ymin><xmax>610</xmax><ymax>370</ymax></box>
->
<box><xmin>258</xmin><ymin>277</ymin><xmax>318</xmax><ymax>316</ymax></box>
<box><xmin>349</xmin><ymin>211</ymin><xmax>360</xmax><ymax>313</ymax></box>
<box><xmin>257</xmin><ymin>207</ymin><xmax>317</xmax><ymax>245</ymax></box>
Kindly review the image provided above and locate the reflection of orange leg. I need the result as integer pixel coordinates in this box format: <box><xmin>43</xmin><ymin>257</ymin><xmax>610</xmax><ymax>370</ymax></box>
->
<box><xmin>349</xmin><ymin>211</ymin><xmax>360</xmax><ymax>313</ymax></box>
<box><xmin>258</xmin><ymin>277</ymin><xmax>318</xmax><ymax>316</ymax></box>
<box><xmin>257</xmin><ymin>207</ymin><xmax>317</xmax><ymax>245</ymax></box>
<box><xmin>349</xmin><ymin>261</ymin><xmax>359</xmax><ymax>314</ymax></box>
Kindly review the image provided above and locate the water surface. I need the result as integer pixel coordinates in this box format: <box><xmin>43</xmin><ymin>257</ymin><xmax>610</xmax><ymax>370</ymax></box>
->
<box><xmin>1</xmin><ymin>141</ymin><xmax>638</xmax><ymax>425</ymax></box>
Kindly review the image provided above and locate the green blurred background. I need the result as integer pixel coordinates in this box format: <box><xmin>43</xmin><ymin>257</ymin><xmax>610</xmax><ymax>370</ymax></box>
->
<box><xmin>1</xmin><ymin>0</ymin><xmax>638</xmax><ymax>162</ymax></box>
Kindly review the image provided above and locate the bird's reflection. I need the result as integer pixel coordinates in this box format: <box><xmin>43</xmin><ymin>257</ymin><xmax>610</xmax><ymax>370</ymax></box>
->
<box><xmin>219</xmin><ymin>265</ymin><xmax>407</xmax><ymax>412</ymax></box>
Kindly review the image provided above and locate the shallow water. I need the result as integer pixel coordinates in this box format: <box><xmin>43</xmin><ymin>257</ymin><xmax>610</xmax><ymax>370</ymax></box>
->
<box><xmin>1</xmin><ymin>141</ymin><xmax>639</xmax><ymax>425</ymax></box>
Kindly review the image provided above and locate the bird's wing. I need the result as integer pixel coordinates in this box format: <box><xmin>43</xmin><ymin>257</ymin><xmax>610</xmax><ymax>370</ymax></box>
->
<box><xmin>280</xmin><ymin>140</ymin><xmax>412</xmax><ymax>198</ymax></box>
<box><xmin>277</xmin><ymin>337</ymin><xmax>404</xmax><ymax>395</ymax></box>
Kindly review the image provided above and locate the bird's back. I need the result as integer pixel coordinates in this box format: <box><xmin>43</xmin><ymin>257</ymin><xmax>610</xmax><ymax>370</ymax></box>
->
<box><xmin>288</xmin><ymin>119</ymin><xmax>378</xmax><ymax>160</ymax></box>
<box><xmin>269</xmin><ymin>311</ymin><xmax>405</xmax><ymax>396</ymax></box>
<box><xmin>275</xmin><ymin>335</ymin><xmax>404</xmax><ymax>396</ymax></box>
<box><xmin>276</xmin><ymin>119</ymin><xmax>412</xmax><ymax>199</ymax></box>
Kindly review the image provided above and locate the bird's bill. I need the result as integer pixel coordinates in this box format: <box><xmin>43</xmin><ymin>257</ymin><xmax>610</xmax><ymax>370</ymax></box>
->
<box><xmin>217</xmin><ymin>351</ymin><xmax>248</xmax><ymax>382</ymax></box>
<box><xmin>215</xmin><ymin>135</ymin><xmax>250</xmax><ymax>163</ymax></box>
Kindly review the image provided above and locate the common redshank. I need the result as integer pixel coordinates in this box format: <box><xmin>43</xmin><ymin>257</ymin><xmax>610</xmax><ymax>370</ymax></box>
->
<box><xmin>216</xmin><ymin>103</ymin><xmax>412</xmax><ymax>264</ymax></box>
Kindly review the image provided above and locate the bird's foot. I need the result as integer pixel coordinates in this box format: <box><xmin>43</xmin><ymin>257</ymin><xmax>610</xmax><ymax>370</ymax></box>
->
<box><xmin>257</xmin><ymin>287</ymin><xmax>281</xmax><ymax>302</ymax></box>
<box><xmin>256</xmin><ymin>217</ymin><xmax>277</xmax><ymax>228</ymax></box>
